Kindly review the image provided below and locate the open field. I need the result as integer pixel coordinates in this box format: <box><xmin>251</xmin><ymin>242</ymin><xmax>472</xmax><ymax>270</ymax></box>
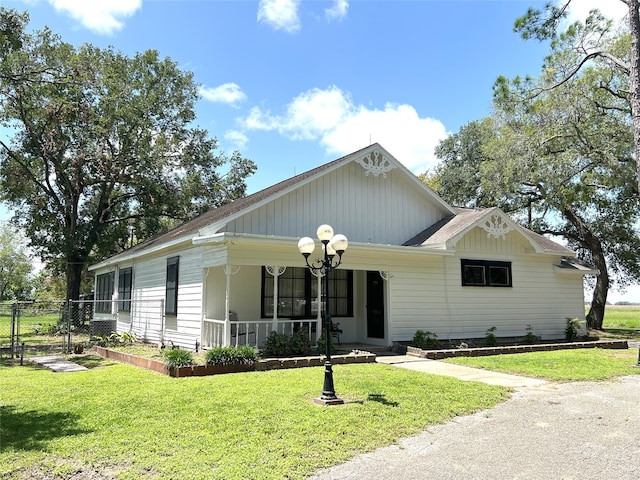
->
<box><xmin>597</xmin><ymin>305</ymin><xmax>640</xmax><ymax>341</ymax></box>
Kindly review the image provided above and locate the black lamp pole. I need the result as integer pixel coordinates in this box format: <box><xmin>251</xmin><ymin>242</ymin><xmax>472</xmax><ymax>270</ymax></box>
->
<box><xmin>298</xmin><ymin>225</ymin><xmax>348</xmax><ymax>405</ymax></box>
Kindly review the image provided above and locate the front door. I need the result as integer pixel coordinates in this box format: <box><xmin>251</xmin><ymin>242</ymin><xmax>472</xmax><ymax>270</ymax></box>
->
<box><xmin>366</xmin><ymin>271</ymin><xmax>384</xmax><ymax>339</ymax></box>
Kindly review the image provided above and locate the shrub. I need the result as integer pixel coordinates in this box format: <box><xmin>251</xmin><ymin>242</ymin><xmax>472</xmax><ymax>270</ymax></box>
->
<box><xmin>90</xmin><ymin>331</ymin><xmax>136</xmax><ymax>347</ymax></box>
<box><xmin>484</xmin><ymin>326</ymin><xmax>497</xmax><ymax>347</ymax></box>
<box><xmin>522</xmin><ymin>325</ymin><xmax>537</xmax><ymax>344</ymax></box>
<box><xmin>263</xmin><ymin>331</ymin><xmax>291</xmax><ymax>357</ymax></box>
<box><xmin>565</xmin><ymin>317</ymin><xmax>580</xmax><ymax>341</ymax></box>
<box><xmin>162</xmin><ymin>348</ymin><xmax>194</xmax><ymax>368</ymax></box>
<box><xmin>288</xmin><ymin>330</ymin><xmax>312</xmax><ymax>356</ymax></box>
<box><xmin>315</xmin><ymin>332</ymin><xmax>337</xmax><ymax>356</ymax></box>
<box><xmin>262</xmin><ymin>330</ymin><xmax>312</xmax><ymax>357</ymax></box>
<box><xmin>205</xmin><ymin>346</ymin><xmax>257</xmax><ymax>366</ymax></box>
<box><xmin>412</xmin><ymin>330</ymin><xmax>439</xmax><ymax>349</ymax></box>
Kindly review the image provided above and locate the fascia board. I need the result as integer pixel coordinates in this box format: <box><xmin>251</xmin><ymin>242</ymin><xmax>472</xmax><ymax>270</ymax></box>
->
<box><xmin>88</xmin><ymin>234</ymin><xmax>194</xmax><ymax>271</ymax></box>
<box><xmin>193</xmin><ymin>232</ymin><xmax>454</xmax><ymax>256</ymax></box>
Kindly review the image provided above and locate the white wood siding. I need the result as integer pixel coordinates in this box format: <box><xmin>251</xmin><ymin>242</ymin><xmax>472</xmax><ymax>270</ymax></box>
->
<box><xmin>224</xmin><ymin>161</ymin><xmax>445</xmax><ymax>245</ymax></box>
<box><xmin>388</xmin><ymin>228</ymin><xmax>586</xmax><ymax>342</ymax></box>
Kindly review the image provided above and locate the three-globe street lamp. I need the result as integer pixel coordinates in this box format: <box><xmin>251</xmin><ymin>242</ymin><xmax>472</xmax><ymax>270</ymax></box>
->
<box><xmin>298</xmin><ymin>224</ymin><xmax>348</xmax><ymax>405</ymax></box>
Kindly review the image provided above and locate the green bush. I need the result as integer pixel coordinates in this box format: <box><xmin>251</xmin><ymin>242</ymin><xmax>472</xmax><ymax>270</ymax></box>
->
<box><xmin>162</xmin><ymin>348</ymin><xmax>195</xmax><ymax>368</ymax></box>
<box><xmin>262</xmin><ymin>330</ymin><xmax>312</xmax><ymax>357</ymax></box>
<box><xmin>565</xmin><ymin>317</ymin><xmax>580</xmax><ymax>341</ymax></box>
<box><xmin>412</xmin><ymin>330</ymin><xmax>439</xmax><ymax>349</ymax></box>
<box><xmin>205</xmin><ymin>346</ymin><xmax>257</xmax><ymax>366</ymax></box>
<box><xmin>522</xmin><ymin>325</ymin><xmax>537</xmax><ymax>344</ymax></box>
<box><xmin>484</xmin><ymin>326</ymin><xmax>497</xmax><ymax>347</ymax></box>
<box><xmin>263</xmin><ymin>331</ymin><xmax>291</xmax><ymax>357</ymax></box>
<box><xmin>90</xmin><ymin>331</ymin><xmax>136</xmax><ymax>347</ymax></box>
<box><xmin>315</xmin><ymin>331</ymin><xmax>336</xmax><ymax>356</ymax></box>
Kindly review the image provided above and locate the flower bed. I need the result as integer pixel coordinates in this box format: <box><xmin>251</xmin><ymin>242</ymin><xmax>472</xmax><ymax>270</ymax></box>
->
<box><xmin>405</xmin><ymin>339</ymin><xmax>629</xmax><ymax>360</ymax></box>
<box><xmin>93</xmin><ymin>346</ymin><xmax>376</xmax><ymax>377</ymax></box>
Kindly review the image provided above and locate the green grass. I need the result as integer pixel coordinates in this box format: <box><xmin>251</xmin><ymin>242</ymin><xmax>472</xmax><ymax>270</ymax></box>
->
<box><xmin>445</xmin><ymin>348</ymin><xmax>640</xmax><ymax>382</ymax></box>
<box><xmin>0</xmin><ymin>360</ymin><xmax>508</xmax><ymax>480</ymax></box>
<box><xmin>593</xmin><ymin>306</ymin><xmax>640</xmax><ymax>341</ymax></box>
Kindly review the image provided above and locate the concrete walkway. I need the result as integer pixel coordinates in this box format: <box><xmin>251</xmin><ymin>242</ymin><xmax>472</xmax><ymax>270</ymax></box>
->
<box><xmin>375</xmin><ymin>354</ymin><xmax>547</xmax><ymax>388</ymax></box>
<box><xmin>29</xmin><ymin>355</ymin><xmax>88</xmax><ymax>372</ymax></box>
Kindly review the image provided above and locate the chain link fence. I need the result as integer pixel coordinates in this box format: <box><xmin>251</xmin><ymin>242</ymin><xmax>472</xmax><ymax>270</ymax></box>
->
<box><xmin>1</xmin><ymin>298</ymin><xmax>168</xmax><ymax>359</ymax></box>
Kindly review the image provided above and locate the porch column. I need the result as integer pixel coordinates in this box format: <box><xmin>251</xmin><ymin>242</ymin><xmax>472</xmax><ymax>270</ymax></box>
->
<box><xmin>223</xmin><ymin>265</ymin><xmax>240</xmax><ymax>346</ymax></box>
<box><xmin>265</xmin><ymin>266</ymin><xmax>286</xmax><ymax>333</ymax></box>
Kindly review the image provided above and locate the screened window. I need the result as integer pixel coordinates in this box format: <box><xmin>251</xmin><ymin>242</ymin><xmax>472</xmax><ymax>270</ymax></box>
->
<box><xmin>95</xmin><ymin>272</ymin><xmax>114</xmax><ymax>313</ymax></box>
<box><xmin>118</xmin><ymin>267</ymin><xmax>132</xmax><ymax>312</ymax></box>
<box><xmin>261</xmin><ymin>267</ymin><xmax>353</xmax><ymax>318</ymax></box>
<box><xmin>461</xmin><ymin>259</ymin><xmax>512</xmax><ymax>287</ymax></box>
<box><xmin>165</xmin><ymin>257</ymin><xmax>179</xmax><ymax>316</ymax></box>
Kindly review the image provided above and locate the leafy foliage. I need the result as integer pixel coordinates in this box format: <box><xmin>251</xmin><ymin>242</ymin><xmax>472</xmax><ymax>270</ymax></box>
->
<box><xmin>412</xmin><ymin>329</ymin><xmax>439</xmax><ymax>349</ymax></box>
<box><xmin>262</xmin><ymin>330</ymin><xmax>312</xmax><ymax>357</ymax></box>
<box><xmin>204</xmin><ymin>345</ymin><xmax>258</xmax><ymax>366</ymax></box>
<box><xmin>0</xmin><ymin>222</ymin><xmax>34</xmax><ymax>301</ymax></box>
<box><xmin>565</xmin><ymin>317</ymin><xmax>580</xmax><ymax>341</ymax></box>
<box><xmin>431</xmin><ymin>11</ymin><xmax>640</xmax><ymax>330</ymax></box>
<box><xmin>161</xmin><ymin>347</ymin><xmax>195</xmax><ymax>368</ymax></box>
<box><xmin>0</xmin><ymin>8</ymin><xmax>256</xmax><ymax>300</ymax></box>
<box><xmin>484</xmin><ymin>326</ymin><xmax>498</xmax><ymax>347</ymax></box>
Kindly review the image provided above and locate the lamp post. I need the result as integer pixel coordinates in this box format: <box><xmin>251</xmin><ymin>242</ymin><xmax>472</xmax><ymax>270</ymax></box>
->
<box><xmin>298</xmin><ymin>224</ymin><xmax>348</xmax><ymax>405</ymax></box>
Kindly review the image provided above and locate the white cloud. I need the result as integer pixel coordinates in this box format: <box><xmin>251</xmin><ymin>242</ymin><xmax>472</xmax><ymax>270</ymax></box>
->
<box><xmin>48</xmin><ymin>0</ymin><xmax>141</xmax><ymax>35</ymax></box>
<box><xmin>240</xmin><ymin>86</ymin><xmax>447</xmax><ymax>173</ymax></box>
<box><xmin>200</xmin><ymin>83</ymin><xmax>247</xmax><ymax>107</ymax></box>
<box><xmin>325</xmin><ymin>0</ymin><xmax>349</xmax><ymax>23</ymax></box>
<box><xmin>257</xmin><ymin>0</ymin><xmax>301</xmax><ymax>34</ymax></box>
<box><xmin>564</xmin><ymin>0</ymin><xmax>627</xmax><ymax>24</ymax></box>
<box><xmin>224</xmin><ymin>130</ymin><xmax>249</xmax><ymax>150</ymax></box>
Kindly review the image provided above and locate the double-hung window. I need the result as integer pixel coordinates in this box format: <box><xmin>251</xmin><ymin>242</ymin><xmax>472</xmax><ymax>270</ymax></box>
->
<box><xmin>461</xmin><ymin>259</ymin><xmax>512</xmax><ymax>287</ymax></box>
<box><xmin>165</xmin><ymin>257</ymin><xmax>179</xmax><ymax>316</ymax></box>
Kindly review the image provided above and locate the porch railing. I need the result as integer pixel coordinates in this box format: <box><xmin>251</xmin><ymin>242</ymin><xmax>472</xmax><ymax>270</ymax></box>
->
<box><xmin>202</xmin><ymin>318</ymin><xmax>320</xmax><ymax>349</ymax></box>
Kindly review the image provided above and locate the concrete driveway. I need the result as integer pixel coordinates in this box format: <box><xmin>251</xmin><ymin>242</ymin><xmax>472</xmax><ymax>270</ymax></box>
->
<box><xmin>309</xmin><ymin>357</ymin><xmax>640</xmax><ymax>480</ymax></box>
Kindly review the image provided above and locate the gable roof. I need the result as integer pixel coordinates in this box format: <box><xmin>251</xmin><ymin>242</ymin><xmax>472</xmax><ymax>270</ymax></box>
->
<box><xmin>403</xmin><ymin>207</ymin><xmax>575</xmax><ymax>256</ymax></box>
<box><xmin>91</xmin><ymin>144</ymin><xmax>454</xmax><ymax>269</ymax></box>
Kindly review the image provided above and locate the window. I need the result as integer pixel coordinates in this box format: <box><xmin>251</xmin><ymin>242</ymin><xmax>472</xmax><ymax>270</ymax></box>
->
<box><xmin>95</xmin><ymin>272</ymin><xmax>114</xmax><ymax>313</ymax></box>
<box><xmin>118</xmin><ymin>267</ymin><xmax>132</xmax><ymax>312</ymax></box>
<box><xmin>261</xmin><ymin>267</ymin><xmax>353</xmax><ymax>318</ymax></box>
<box><xmin>461</xmin><ymin>259</ymin><xmax>512</xmax><ymax>287</ymax></box>
<box><xmin>165</xmin><ymin>257</ymin><xmax>179</xmax><ymax>316</ymax></box>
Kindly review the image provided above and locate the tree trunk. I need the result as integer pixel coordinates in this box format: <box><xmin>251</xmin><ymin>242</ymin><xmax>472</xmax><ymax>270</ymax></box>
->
<box><xmin>65</xmin><ymin>259</ymin><xmax>84</xmax><ymax>301</ymax></box>
<box><xmin>628</xmin><ymin>0</ymin><xmax>640</xmax><ymax>196</ymax></box>
<box><xmin>562</xmin><ymin>207</ymin><xmax>608</xmax><ymax>329</ymax></box>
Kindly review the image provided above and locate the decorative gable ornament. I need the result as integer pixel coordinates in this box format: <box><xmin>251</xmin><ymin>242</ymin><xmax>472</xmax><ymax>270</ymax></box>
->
<box><xmin>356</xmin><ymin>150</ymin><xmax>396</xmax><ymax>178</ymax></box>
<box><xmin>481</xmin><ymin>213</ymin><xmax>513</xmax><ymax>240</ymax></box>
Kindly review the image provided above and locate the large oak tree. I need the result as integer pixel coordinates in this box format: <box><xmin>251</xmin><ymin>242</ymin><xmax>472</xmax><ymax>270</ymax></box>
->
<box><xmin>515</xmin><ymin>0</ymin><xmax>640</xmax><ymax>196</ymax></box>
<box><xmin>432</xmin><ymin>15</ymin><xmax>640</xmax><ymax>330</ymax></box>
<box><xmin>0</xmin><ymin>9</ymin><xmax>256</xmax><ymax>300</ymax></box>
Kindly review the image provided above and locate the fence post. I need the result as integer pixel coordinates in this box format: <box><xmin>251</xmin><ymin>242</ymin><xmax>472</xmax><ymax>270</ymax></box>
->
<box><xmin>67</xmin><ymin>301</ymin><xmax>73</xmax><ymax>353</ymax></box>
<box><xmin>10</xmin><ymin>303</ymin><xmax>16</xmax><ymax>358</ymax></box>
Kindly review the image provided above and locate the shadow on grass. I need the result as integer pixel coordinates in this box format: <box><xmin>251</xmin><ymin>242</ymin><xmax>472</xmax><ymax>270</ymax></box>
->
<box><xmin>367</xmin><ymin>393</ymin><xmax>399</xmax><ymax>407</ymax></box>
<box><xmin>0</xmin><ymin>405</ymin><xmax>91</xmax><ymax>452</ymax></box>
<box><xmin>71</xmin><ymin>355</ymin><xmax>117</xmax><ymax>369</ymax></box>
<box><xmin>596</xmin><ymin>328</ymin><xmax>640</xmax><ymax>341</ymax></box>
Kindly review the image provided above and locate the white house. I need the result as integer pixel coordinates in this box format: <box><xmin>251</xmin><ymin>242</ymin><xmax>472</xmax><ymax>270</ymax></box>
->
<box><xmin>89</xmin><ymin>144</ymin><xmax>595</xmax><ymax>350</ymax></box>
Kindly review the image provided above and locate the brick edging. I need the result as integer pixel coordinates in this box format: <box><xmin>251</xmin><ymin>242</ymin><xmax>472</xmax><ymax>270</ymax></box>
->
<box><xmin>406</xmin><ymin>340</ymin><xmax>629</xmax><ymax>360</ymax></box>
<box><xmin>93</xmin><ymin>346</ymin><xmax>377</xmax><ymax>377</ymax></box>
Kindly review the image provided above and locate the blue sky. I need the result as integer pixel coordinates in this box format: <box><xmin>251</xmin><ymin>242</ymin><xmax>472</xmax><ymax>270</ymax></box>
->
<box><xmin>1</xmin><ymin>0</ymin><xmax>636</xmax><ymax>302</ymax></box>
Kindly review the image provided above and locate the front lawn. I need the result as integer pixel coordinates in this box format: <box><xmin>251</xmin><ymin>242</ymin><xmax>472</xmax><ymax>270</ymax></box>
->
<box><xmin>0</xmin><ymin>359</ymin><xmax>508</xmax><ymax>480</ymax></box>
<box><xmin>445</xmin><ymin>348</ymin><xmax>640</xmax><ymax>382</ymax></box>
